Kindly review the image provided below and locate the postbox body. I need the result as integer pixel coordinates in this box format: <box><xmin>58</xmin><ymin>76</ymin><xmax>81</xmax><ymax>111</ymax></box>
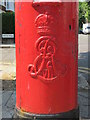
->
<box><xmin>15</xmin><ymin>1</ymin><xmax>78</xmax><ymax>117</ymax></box>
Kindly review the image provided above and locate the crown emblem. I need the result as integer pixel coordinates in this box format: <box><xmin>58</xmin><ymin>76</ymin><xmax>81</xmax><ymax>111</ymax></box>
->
<box><xmin>35</xmin><ymin>12</ymin><xmax>55</xmax><ymax>35</ymax></box>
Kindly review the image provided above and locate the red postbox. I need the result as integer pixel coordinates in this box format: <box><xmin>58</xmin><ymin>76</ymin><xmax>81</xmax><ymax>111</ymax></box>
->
<box><xmin>15</xmin><ymin>1</ymin><xmax>79</xmax><ymax>119</ymax></box>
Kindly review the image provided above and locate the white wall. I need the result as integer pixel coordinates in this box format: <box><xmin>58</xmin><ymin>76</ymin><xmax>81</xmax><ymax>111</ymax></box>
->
<box><xmin>0</xmin><ymin>0</ymin><xmax>15</xmax><ymax>12</ymax></box>
<box><xmin>6</xmin><ymin>0</ymin><xmax>15</xmax><ymax>12</ymax></box>
<box><xmin>0</xmin><ymin>0</ymin><xmax>6</xmax><ymax>6</ymax></box>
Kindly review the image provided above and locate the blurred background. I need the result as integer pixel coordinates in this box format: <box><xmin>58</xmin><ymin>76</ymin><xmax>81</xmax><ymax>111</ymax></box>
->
<box><xmin>0</xmin><ymin>0</ymin><xmax>90</xmax><ymax>119</ymax></box>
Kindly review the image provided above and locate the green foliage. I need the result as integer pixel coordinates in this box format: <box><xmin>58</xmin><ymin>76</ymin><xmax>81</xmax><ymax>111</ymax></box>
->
<box><xmin>2</xmin><ymin>12</ymin><xmax>15</xmax><ymax>34</ymax></box>
<box><xmin>79</xmin><ymin>2</ymin><xmax>90</xmax><ymax>28</ymax></box>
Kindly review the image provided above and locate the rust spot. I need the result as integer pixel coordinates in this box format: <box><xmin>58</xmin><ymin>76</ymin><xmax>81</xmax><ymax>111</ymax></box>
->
<box><xmin>69</xmin><ymin>25</ymin><xmax>71</xmax><ymax>30</ymax></box>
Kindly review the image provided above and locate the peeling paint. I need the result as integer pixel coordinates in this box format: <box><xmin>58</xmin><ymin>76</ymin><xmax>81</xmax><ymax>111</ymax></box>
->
<box><xmin>19</xmin><ymin>3</ymin><xmax>22</xmax><ymax>11</ymax></box>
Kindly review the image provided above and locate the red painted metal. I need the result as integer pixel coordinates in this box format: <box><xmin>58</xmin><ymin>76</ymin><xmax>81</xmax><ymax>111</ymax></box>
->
<box><xmin>15</xmin><ymin>1</ymin><xmax>78</xmax><ymax>114</ymax></box>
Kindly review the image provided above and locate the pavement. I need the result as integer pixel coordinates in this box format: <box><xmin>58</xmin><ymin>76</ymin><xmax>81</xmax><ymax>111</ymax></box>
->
<box><xmin>0</xmin><ymin>34</ymin><xmax>90</xmax><ymax>119</ymax></box>
<box><xmin>78</xmin><ymin>34</ymin><xmax>90</xmax><ymax>119</ymax></box>
<box><xmin>0</xmin><ymin>46</ymin><xmax>16</xmax><ymax>80</ymax></box>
